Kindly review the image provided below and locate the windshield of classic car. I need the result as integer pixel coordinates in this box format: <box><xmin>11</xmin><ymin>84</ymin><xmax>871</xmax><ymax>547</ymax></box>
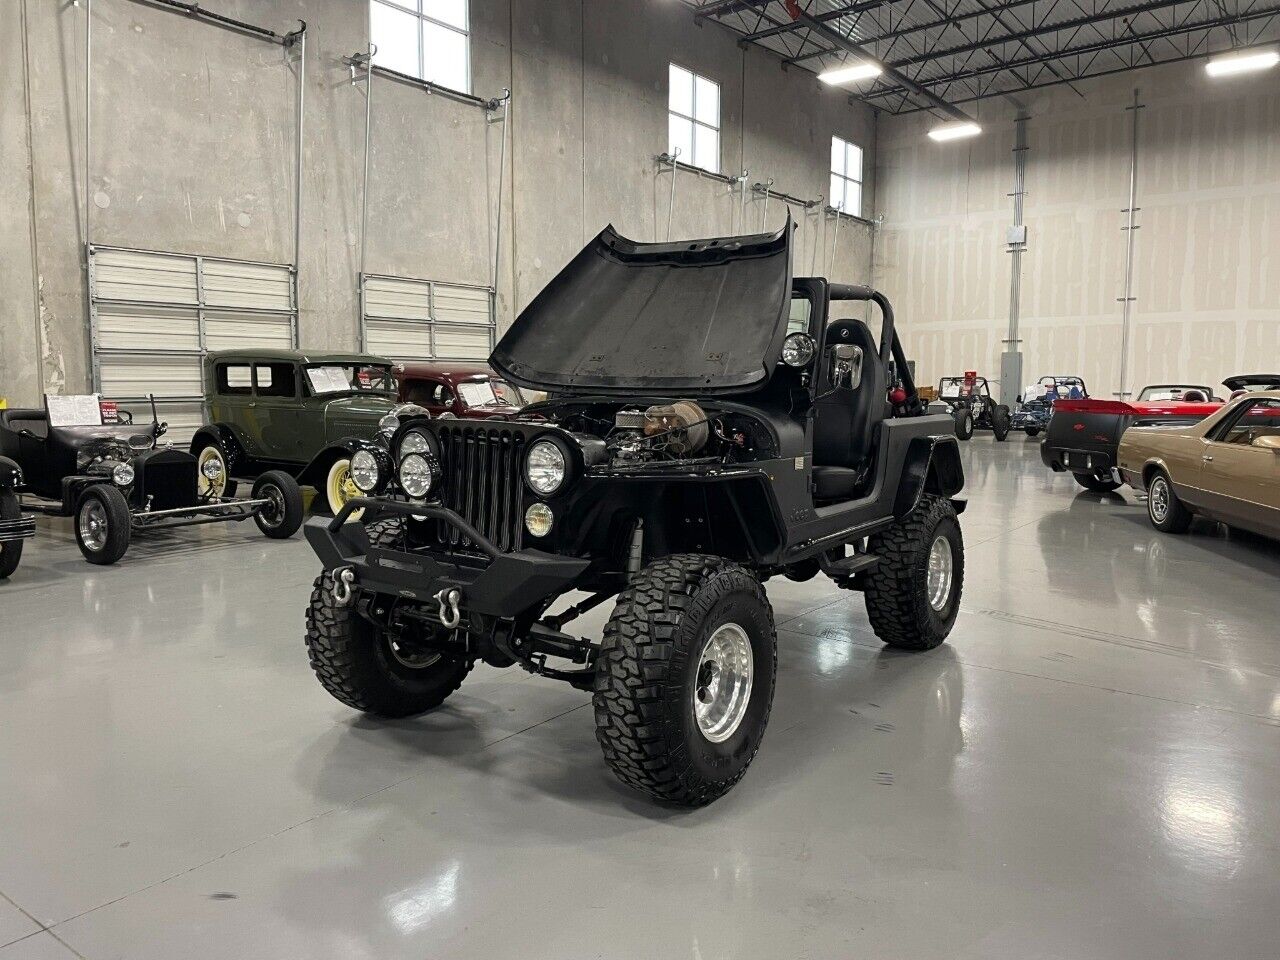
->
<box><xmin>305</xmin><ymin>365</ymin><xmax>395</xmax><ymax>395</ymax></box>
<box><xmin>1138</xmin><ymin>385</ymin><xmax>1212</xmax><ymax>402</ymax></box>
<box><xmin>458</xmin><ymin>380</ymin><xmax>520</xmax><ymax>407</ymax></box>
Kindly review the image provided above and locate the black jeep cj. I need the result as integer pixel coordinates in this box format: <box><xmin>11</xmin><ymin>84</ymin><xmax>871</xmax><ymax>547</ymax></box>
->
<box><xmin>303</xmin><ymin>223</ymin><xmax>966</xmax><ymax>806</ymax></box>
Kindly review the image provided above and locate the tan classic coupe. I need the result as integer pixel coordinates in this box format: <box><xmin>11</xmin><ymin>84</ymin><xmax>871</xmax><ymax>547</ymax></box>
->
<box><xmin>1117</xmin><ymin>391</ymin><xmax>1280</xmax><ymax>538</ymax></box>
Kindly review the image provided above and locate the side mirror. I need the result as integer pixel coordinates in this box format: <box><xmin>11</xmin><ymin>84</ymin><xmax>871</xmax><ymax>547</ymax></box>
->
<box><xmin>827</xmin><ymin>344</ymin><xmax>864</xmax><ymax>390</ymax></box>
<box><xmin>156</xmin><ymin>421</ymin><xmax>168</xmax><ymax>438</ymax></box>
<box><xmin>1252</xmin><ymin>435</ymin><xmax>1280</xmax><ymax>451</ymax></box>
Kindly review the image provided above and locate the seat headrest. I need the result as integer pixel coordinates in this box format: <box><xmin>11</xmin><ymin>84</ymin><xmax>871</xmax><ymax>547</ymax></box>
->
<box><xmin>1182</xmin><ymin>390</ymin><xmax>1208</xmax><ymax>402</ymax></box>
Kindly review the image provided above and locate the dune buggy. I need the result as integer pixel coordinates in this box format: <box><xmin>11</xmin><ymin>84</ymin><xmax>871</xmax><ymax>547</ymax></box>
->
<box><xmin>937</xmin><ymin>374</ymin><xmax>1011</xmax><ymax>441</ymax></box>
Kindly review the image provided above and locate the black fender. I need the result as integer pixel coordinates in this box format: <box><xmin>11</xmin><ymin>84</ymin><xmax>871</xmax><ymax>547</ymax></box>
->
<box><xmin>0</xmin><ymin>456</ymin><xmax>23</xmax><ymax>489</ymax></box>
<box><xmin>190</xmin><ymin>424</ymin><xmax>246</xmax><ymax>473</ymax></box>
<box><xmin>297</xmin><ymin>437</ymin><xmax>385</xmax><ymax>488</ymax></box>
<box><xmin>893</xmin><ymin>435</ymin><xmax>966</xmax><ymax>520</ymax></box>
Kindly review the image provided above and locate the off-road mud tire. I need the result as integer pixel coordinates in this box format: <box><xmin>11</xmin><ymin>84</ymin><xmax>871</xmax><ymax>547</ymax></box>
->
<box><xmin>593</xmin><ymin>554</ymin><xmax>777</xmax><ymax>807</ymax></box>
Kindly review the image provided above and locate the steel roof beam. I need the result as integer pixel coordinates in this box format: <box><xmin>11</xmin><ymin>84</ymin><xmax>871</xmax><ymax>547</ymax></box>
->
<box><xmin>786</xmin><ymin>5</ymin><xmax>979</xmax><ymax>119</ymax></box>
<box><xmin>865</xmin><ymin>4</ymin><xmax>1280</xmax><ymax>97</ymax></box>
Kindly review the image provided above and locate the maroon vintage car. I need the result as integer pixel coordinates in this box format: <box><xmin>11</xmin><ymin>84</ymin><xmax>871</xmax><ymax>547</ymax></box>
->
<box><xmin>392</xmin><ymin>362</ymin><xmax>526</xmax><ymax>419</ymax></box>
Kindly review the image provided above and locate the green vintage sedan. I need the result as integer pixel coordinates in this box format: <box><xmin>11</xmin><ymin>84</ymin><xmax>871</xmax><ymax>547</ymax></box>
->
<box><xmin>190</xmin><ymin>349</ymin><xmax>418</xmax><ymax>516</ymax></box>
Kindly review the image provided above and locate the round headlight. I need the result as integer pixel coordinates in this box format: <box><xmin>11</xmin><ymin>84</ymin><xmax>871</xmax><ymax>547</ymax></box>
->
<box><xmin>524</xmin><ymin>502</ymin><xmax>553</xmax><ymax>537</ymax></box>
<box><xmin>378</xmin><ymin>413</ymin><xmax>400</xmax><ymax>437</ymax></box>
<box><xmin>525</xmin><ymin>440</ymin><xmax>566</xmax><ymax>495</ymax></box>
<box><xmin>399</xmin><ymin>430</ymin><xmax>431</xmax><ymax>457</ymax></box>
<box><xmin>112</xmin><ymin>463</ymin><xmax>135</xmax><ymax>486</ymax></box>
<box><xmin>200</xmin><ymin>457</ymin><xmax>223</xmax><ymax>480</ymax></box>
<box><xmin>398</xmin><ymin>453</ymin><xmax>434</xmax><ymax>499</ymax></box>
<box><xmin>781</xmin><ymin>332</ymin><xmax>817</xmax><ymax>368</ymax></box>
<box><xmin>350</xmin><ymin>449</ymin><xmax>381</xmax><ymax>492</ymax></box>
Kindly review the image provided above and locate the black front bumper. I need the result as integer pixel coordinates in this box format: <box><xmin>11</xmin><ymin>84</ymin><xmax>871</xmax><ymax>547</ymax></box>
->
<box><xmin>0</xmin><ymin>515</ymin><xmax>36</xmax><ymax>544</ymax></box>
<box><xmin>305</xmin><ymin>498</ymin><xmax>590</xmax><ymax>619</ymax></box>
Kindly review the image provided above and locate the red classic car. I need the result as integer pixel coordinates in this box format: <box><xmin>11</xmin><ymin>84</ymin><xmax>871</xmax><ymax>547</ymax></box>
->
<box><xmin>392</xmin><ymin>362</ymin><xmax>526</xmax><ymax>419</ymax></box>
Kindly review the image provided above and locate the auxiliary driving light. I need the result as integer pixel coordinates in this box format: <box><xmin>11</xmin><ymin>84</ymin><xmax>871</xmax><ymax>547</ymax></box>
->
<box><xmin>398</xmin><ymin>453</ymin><xmax>434</xmax><ymax>499</ymax></box>
<box><xmin>524</xmin><ymin>502</ymin><xmax>554</xmax><ymax>537</ymax></box>
<box><xmin>350</xmin><ymin>449</ymin><xmax>381</xmax><ymax>493</ymax></box>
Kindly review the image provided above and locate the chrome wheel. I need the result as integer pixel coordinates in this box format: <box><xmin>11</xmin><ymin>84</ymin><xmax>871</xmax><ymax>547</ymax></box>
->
<box><xmin>1149</xmin><ymin>477</ymin><xmax>1170</xmax><ymax>523</ymax></box>
<box><xmin>78</xmin><ymin>499</ymin><xmax>108</xmax><ymax>552</ymax></box>
<box><xmin>692</xmin><ymin>622</ymin><xmax>753</xmax><ymax>743</ymax></box>
<box><xmin>258</xmin><ymin>483</ymin><xmax>285</xmax><ymax>529</ymax></box>
<box><xmin>927</xmin><ymin>534</ymin><xmax>954</xmax><ymax>612</ymax></box>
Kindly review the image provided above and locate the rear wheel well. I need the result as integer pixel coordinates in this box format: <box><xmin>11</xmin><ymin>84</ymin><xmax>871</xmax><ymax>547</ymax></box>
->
<box><xmin>1141</xmin><ymin>461</ymin><xmax>1163</xmax><ymax>488</ymax></box>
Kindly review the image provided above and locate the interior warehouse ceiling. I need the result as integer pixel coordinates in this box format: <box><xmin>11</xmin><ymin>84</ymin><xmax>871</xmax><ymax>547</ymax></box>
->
<box><xmin>690</xmin><ymin>0</ymin><xmax>1280</xmax><ymax>113</ymax></box>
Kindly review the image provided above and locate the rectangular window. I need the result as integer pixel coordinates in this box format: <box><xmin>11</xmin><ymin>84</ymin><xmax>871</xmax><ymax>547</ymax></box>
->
<box><xmin>668</xmin><ymin>64</ymin><xmax>720</xmax><ymax>174</ymax></box>
<box><xmin>254</xmin><ymin>363</ymin><xmax>297</xmax><ymax>398</ymax></box>
<box><xmin>217</xmin><ymin>364</ymin><xmax>253</xmax><ymax>396</ymax></box>
<box><xmin>1217</xmin><ymin>399</ymin><xmax>1280</xmax><ymax>445</ymax></box>
<box><xmin>830</xmin><ymin>136</ymin><xmax>864</xmax><ymax>217</ymax></box>
<box><xmin>370</xmin><ymin>0</ymin><xmax>469</xmax><ymax>93</ymax></box>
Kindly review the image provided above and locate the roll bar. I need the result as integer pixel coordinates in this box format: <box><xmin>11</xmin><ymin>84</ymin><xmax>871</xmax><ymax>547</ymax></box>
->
<box><xmin>827</xmin><ymin>283</ymin><xmax>919</xmax><ymax>404</ymax></box>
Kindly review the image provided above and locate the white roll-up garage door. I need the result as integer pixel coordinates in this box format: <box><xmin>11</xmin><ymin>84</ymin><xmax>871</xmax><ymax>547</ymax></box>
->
<box><xmin>89</xmin><ymin>246</ymin><xmax>296</xmax><ymax>443</ymax></box>
<box><xmin>360</xmin><ymin>274</ymin><xmax>495</xmax><ymax>362</ymax></box>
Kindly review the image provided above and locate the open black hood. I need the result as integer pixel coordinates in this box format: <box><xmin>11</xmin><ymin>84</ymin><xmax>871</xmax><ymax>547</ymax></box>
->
<box><xmin>491</xmin><ymin>222</ymin><xmax>792</xmax><ymax>396</ymax></box>
<box><xmin>1223</xmin><ymin>374</ymin><xmax>1280</xmax><ymax>391</ymax></box>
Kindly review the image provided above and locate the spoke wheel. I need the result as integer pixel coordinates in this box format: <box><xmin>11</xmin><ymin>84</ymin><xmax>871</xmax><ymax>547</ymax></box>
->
<box><xmin>326</xmin><ymin>458</ymin><xmax>363</xmax><ymax>520</ymax></box>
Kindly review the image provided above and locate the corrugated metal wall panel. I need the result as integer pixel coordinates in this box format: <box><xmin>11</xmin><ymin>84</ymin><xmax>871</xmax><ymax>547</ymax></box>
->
<box><xmin>202</xmin><ymin>259</ymin><xmax>294</xmax><ymax>311</ymax></box>
<box><xmin>92</xmin><ymin>249</ymin><xmax>198</xmax><ymax>304</ymax></box>
<box><xmin>435</xmin><ymin>323</ymin><xmax>492</xmax><ymax>358</ymax></box>
<box><xmin>361</xmin><ymin>275</ymin><xmax>494</xmax><ymax>362</ymax></box>
<box><xmin>204</xmin><ymin>314</ymin><xmax>295</xmax><ymax>351</ymax></box>
<box><xmin>365</xmin><ymin>320</ymin><xmax>433</xmax><ymax>361</ymax></box>
<box><xmin>98</xmin><ymin>355</ymin><xmax>203</xmax><ymax>400</ymax></box>
<box><xmin>95</xmin><ymin>305</ymin><xmax>201</xmax><ymax>352</ymax></box>
<box><xmin>364</xmin><ymin>276</ymin><xmax>431</xmax><ymax>321</ymax></box>
<box><xmin>88</xmin><ymin>247</ymin><xmax>297</xmax><ymax>445</ymax></box>
<box><xmin>433</xmin><ymin>284</ymin><xmax>491</xmax><ymax>326</ymax></box>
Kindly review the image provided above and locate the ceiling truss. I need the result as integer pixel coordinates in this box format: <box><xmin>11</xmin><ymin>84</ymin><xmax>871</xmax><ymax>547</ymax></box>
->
<box><xmin>689</xmin><ymin>0</ymin><xmax>1280</xmax><ymax>115</ymax></box>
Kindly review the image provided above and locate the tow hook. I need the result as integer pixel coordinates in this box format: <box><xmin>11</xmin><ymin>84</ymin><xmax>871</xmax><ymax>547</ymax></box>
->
<box><xmin>331</xmin><ymin>566</ymin><xmax>356</xmax><ymax>606</ymax></box>
<box><xmin>433</xmin><ymin>588</ymin><xmax>463</xmax><ymax>629</ymax></box>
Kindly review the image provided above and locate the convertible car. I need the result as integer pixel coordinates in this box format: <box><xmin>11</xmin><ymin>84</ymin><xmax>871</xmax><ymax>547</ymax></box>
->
<box><xmin>1040</xmin><ymin>375</ymin><xmax>1279</xmax><ymax>491</ymax></box>
<box><xmin>1118</xmin><ymin>390</ymin><xmax>1280</xmax><ymax>538</ymax></box>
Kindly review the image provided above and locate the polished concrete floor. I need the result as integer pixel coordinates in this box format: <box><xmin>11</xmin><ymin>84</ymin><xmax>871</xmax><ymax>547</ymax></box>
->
<box><xmin>2</xmin><ymin>435</ymin><xmax>1279</xmax><ymax>959</ymax></box>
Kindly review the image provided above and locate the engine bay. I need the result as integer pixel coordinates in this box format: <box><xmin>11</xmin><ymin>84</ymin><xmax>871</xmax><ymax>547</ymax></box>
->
<box><xmin>517</xmin><ymin>399</ymin><xmax>776</xmax><ymax>469</ymax></box>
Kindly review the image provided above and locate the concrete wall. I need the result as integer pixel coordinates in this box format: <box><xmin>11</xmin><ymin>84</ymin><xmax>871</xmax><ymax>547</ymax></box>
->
<box><xmin>873</xmin><ymin>58</ymin><xmax>1280</xmax><ymax>398</ymax></box>
<box><xmin>1</xmin><ymin>0</ymin><xmax>877</xmax><ymax>406</ymax></box>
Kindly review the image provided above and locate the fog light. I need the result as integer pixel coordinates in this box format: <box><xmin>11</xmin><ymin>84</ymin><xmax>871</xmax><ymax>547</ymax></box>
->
<box><xmin>112</xmin><ymin>463</ymin><xmax>135</xmax><ymax>486</ymax></box>
<box><xmin>524</xmin><ymin>502</ymin><xmax>553</xmax><ymax>537</ymax></box>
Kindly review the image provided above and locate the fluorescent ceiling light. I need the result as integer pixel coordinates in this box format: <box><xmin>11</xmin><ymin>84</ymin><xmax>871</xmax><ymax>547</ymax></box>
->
<box><xmin>818</xmin><ymin>62</ymin><xmax>883</xmax><ymax>85</ymax></box>
<box><xmin>928</xmin><ymin>121</ymin><xmax>982</xmax><ymax>142</ymax></box>
<box><xmin>1205</xmin><ymin>49</ymin><xmax>1279</xmax><ymax>76</ymax></box>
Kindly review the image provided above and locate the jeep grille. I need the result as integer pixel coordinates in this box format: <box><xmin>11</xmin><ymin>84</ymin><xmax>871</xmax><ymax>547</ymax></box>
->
<box><xmin>434</xmin><ymin>425</ymin><xmax>525</xmax><ymax>554</ymax></box>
